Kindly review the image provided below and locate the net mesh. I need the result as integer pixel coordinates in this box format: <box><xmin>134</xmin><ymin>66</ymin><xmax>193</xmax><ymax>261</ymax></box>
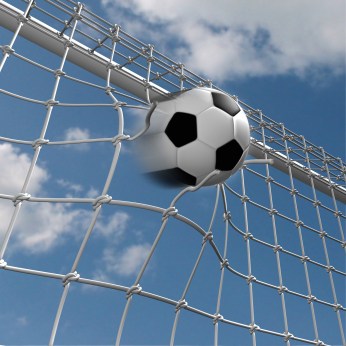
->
<box><xmin>0</xmin><ymin>1</ymin><xmax>345</xmax><ymax>345</ymax></box>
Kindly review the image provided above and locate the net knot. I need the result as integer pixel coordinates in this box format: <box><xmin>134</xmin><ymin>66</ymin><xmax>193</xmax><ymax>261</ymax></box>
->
<box><xmin>32</xmin><ymin>138</ymin><xmax>49</xmax><ymax>149</ymax></box>
<box><xmin>0</xmin><ymin>259</ymin><xmax>7</xmax><ymax>269</ymax></box>
<box><xmin>249</xmin><ymin>323</ymin><xmax>260</xmax><ymax>334</ymax></box>
<box><xmin>54</xmin><ymin>69</ymin><xmax>66</xmax><ymax>77</ymax></box>
<box><xmin>223</xmin><ymin>211</ymin><xmax>231</xmax><ymax>221</ymax></box>
<box><xmin>333</xmin><ymin>303</ymin><xmax>343</xmax><ymax>312</ymax></box>
<box><xmin>278</xmin><ymin>285</ymin><xmax>288</xmax><ymax>295</ymax></box>
<box><xmin>326</xmin><ymin>265</ymin><xmax>335</xmax><ymax>273</ymax></box>
<box><xmin>247</xmin><ymin>275</ymin><xmax>256</xmax><ymax>284</ymax></box>
<box><xmin>203</xmin><ymin>231</ymin><xmax>213</xmax><ymax>244</ymax></box>
<box><xmin>143</xmin><ymin>81</ymin><xmax>152</xmax><ymax>90</ymax></box>
<box><xmin>13</xmin><ymin>193</ymin><xmax>31</xmax><ymax>206</ymax></box>
<box><xmin>62</xmin><ymin>271</ymin><xmax>80</xmax><ymax>286</ymax></box>
<box><xmin>106</xmin><ymin>62</ymin><xmax>117</xmax><ymax>71</ymax></box>
<box><xmin>126</xmin><ymin>284</ymin><xmax>142</xmax><ymax>299</ymax></box>
<box><xmin>290</xmin><ymin>188</ymin><xmax>298</xmax><ymax>196</ymax></box>
<box><xmin>162</xmin><ymin>207</ymin><xmax>178</xmax><ymax>221</ymax></box>
<box><xmin>307</xmin><ymin>294</ymin><xmax>317</xmax><ymax>304</ymax></box>
<box><xmin>241</xmin><ymin>195</ymin><xmax>250</xmax><ymax>203</ymax></box>
<box><xmin>17</xmin><ymin>14</ymin><xmax>28</xmax><ymax>23</ymax></box>
<box><xmin>45</xmin><ymin>99</ymin><xmax>59</xmax><ymax>107</ymax></box>
<box><xmin>314</xmin><ymin>340</ymin><xmax>326</xmax><ymax>346</ymax></box>
<box><xmin>295</xmin><ymin>220</ymin><xmax>304</xmax><ymax>228</ymax></box>
<box><xmin>0</xmin><ymin>45</ymin><xmax>15</xmax><ymax>55</ymax></box>
<box><xmin>333</xmin><ymin>210</ymin><xmax>342</xmax><ymax>217</ymax></box>
<box><xmin>110</xmin><ymin>26</ymin><xmax>121</xmax><ymax>42</ymax></box>
<box><xmin>213</xmin><ymin>313</ymin><xmax>223</xmax><ymax>324</ymax></box>
<box><xmin>285</xmin><ymin>159</ymin><xmax>294</xmax><ymax>167</ymax></box>
<box><xmin>220</xmin><ymin>258</ymin><xmax>229</xmax><ymax>269</ymax></box>
<box><xmin>73</xmin><ymin>12</ymin><xmax>83</xmax><ymax>21</ymax></box>
<box><xmin>268</xmin><ymin>208</ymin><xmax>278</xmax><ymax>216</ymax></box>
<box><xmin>63</xmin><ymin>40</ymin><xmax>75</xmax><ymax>48</ymax></box>
<box><xmin>175</xmin><ymin>299</ymin><xmax>188</xmax><ymax>312</ymax></box>
<box><xmin>243</xmin><ymin>233</ymin><xmax>254</xmax><ymax>241</ymax></box>
<box><xmin>273</xmin><ymin>245</ymin><xmax>282</xmax><ymax>253</ymax></box>
<box><xmin>284</xmin><ymin>332</ymin><xmax>293</xmax><ymax>342</ymax></box>
<box><xmin>319</xmin><ymin>231</ymin><xmax>328</xmax><ymax>238</ymax></box>
<box><xmin>112</xmin><ymin>134</ymin><xmax>130</xmax><ymax>147</ymax></box>
<box><xmin>113</xmin><ymin>101</ymin><xmax>127</xmax><ymax>110</ymax></box>
<box><xmin>93</xmin><ymin>194</ymin><xmax>112</xmax><ymax>210</ymax></box>
<box><xmin>300</xmin><ymin>255</ymin><xmax>310</xmax><ymax>263</ymax></box>
<box><xmin>265</xmin><ymin>176</ymin><xmax>274</xmax><ymax>184</ymax></box>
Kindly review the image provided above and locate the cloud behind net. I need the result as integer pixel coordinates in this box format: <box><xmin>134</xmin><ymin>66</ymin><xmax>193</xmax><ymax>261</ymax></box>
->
<box><xmin>101</xmin><ymin>0</ymin><xmax>345</xmax><ymax>81</ymax></box>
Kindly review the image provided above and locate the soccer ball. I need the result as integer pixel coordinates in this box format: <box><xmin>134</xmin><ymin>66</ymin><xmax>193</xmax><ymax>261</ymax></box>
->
<box><xmin>139</xmin><ymin>87</ymin><xmax>250</xmax><ymax>186</ymax></box>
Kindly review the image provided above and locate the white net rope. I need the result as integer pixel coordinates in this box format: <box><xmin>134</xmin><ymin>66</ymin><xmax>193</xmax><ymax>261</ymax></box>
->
<box><xmin>0</xmin><ymin>1</ymin><xmax>345</xmax><ymax>345</ymax></box>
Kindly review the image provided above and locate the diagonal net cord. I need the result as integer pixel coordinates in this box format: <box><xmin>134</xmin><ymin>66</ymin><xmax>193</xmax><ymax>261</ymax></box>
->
<box><xmin>115</xmin><ymin>170</ymin><xmax>220</xmax><ymax>346</ymax></box>
<box><xmin>213</xmin><ymin>185</ymin><xmax>233</xmax><ymax>346</ymax></box>
<box><xmin>281</xmin><ymin>123</ymin><xmax>322</xmax><ymax>344</ymax></box>
<box><xmin>0</xmin><ymin>0</ymin><xmax>34</xmax><ymax>71</ymax></box>
<box><xmin>239</xmin><ymin>169</ymin><xmax>258</xmax><ymax>345</ymax></box>
<box><xmin>259</xmin><ymin>110</ymin><xmax>291</xmax><ymax>345</ymax></box>
<box><xmin>170</xmin><ymin>184</ymin><xmax>220</xmax><ymax>346</ymax></box>
<box><xmin>49</xmin><ymin>13</ymin><xmax>132</xmax><ymax>345</ymax></box>
<box><xmin>302</xmin><ymin>136</ymin><xmax>346</xmax><ymax>345</ymax></box>
<box><xmin>0</xmin><ymin>1</ymin><xmax>81</xmax><ymax>261</ymax></box>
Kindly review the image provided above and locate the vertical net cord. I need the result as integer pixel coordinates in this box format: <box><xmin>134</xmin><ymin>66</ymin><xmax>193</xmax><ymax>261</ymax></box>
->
<box><xmin>145</xmin><ymin>44</ymin><xmax>154</xmax><ymax>104</ymax></box>
<box><xmin>0</xmin><ymin>0</ymin><xmax>34</xmax><ymax>258</ymax></box>
<box><xmin>49</xmin><ymin>19</ymin><xmax>130</xmax><ymax>345</ymax></box>
<box><xmin>0</xmin><ymin>0</ymin><xmax>34</xmax><ymax>72</ymax></box>
<box><xmin>213</xmin><ymin>184</ymin><xmax>230</xmax><ymax>346</ymax></box>
<box><xmin>240</xmin><ymin>168</ymin><xmax>257</xmax><ymax>346</ymax></box>
<box><xmin>179</xmin><ymin>63</ymin><xmax>186</xmax><ymax>91</ymax></box>
<box><xmin>115</xmin><ymin>202</ymin><xmax>177</xmax><ymax>346</ymax></box>
<box><xmin>170</xmin><ymin>185</ymin><xmax>220</xmax><ymax>346</ymax></box>
<box><xmin>280</xmin><ymin>124</ymin><xmax>320</xmax><ymax>343</ymax></box>
<box><xmin>320</xmin><ymin>148</ymin><xmax>345</xmax><ymax>244</ymax></box>
<box><xmin>0</xmin><ymin>1</ymin><xmax>80</xmax><ymax>261</ymax></box>
<box><xmin>114</xmin><ymin>171</ymin><xmax>219</xmax><ymax>346</ymax></box>
<box><xmin>258</xmin><ymin>111</ymin><xmax>291</xmax><ymax>344</ymax></box>
<box><xmin>302</xmin><ymin>138</ymin><xmax>346</xmax><ymax>345</ymax></box>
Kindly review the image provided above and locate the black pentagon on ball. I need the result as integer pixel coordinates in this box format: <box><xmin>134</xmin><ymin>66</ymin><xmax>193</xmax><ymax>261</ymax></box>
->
<box><xmin>212</xmin><ymin>92</ymin><xmax>240</xmax><ymax>116</ymax></box>
<box><xmin>216</xmin><ymin>139</ymin><xmax>243</xmax><ymax>171</ymax></box>
<box><xmin>165</xmin><ymin>112</ymin><xmax>197</xmax><ymax>148</ymax></box>
<box><xmin>148</xmin><ymin>168</ymin><xmax>197</xmax><ymax>186</ymax></box>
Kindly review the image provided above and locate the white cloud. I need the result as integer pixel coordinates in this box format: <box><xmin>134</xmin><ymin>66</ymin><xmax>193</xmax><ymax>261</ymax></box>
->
<box><xmin>100</xmin><ymin>0</ymin><xmax>345</xmax><ymax>82</ymax></box>
<box><xmin>85</xmin><ymin>186</ymin><xmax>99</xmax><ymax>198</ymax></box>
<box><xmin>101</xmin><ymin>243</ymin><xmax>151</xmax><ymax>277</ymax></box>
<box><xmin>94</xmin><ymin>211</ymin><xmax>129</xmax><ymax>239</ymax></box>
<box><xmin>63</xmin><ymin>127</ymin><xmax>91</xmax><ymax>151</ymax></box>
<box><xmin>0</xmin><ymin>143</ymin><xmax>150</xmax><ymax>277</ymax></box>
<box><xmin>0</xmin><ymin>143</ymin><xmax>90</xmax><ymax>254</ymax></box>
<box><xmin>57</xmin><ymin>178</ymin><xmax>83</xmax><ymax>193</ymax></box>
<box><xmin>0</xmin><ymin>143</ymin><xmax>48</xmax><ymax>195</ymax></box>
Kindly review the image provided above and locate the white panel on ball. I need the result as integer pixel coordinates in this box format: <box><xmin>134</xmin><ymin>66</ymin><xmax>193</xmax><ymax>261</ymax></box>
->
<box><xmin>233</xmin><ymin>112</ymin><xmax>251</xmax><ymax>150</ymax></box>
<box><xmin>197</xmin><ymin>107</ymin><xmax>234</xmax><ymax>149</ymax></box>
<box><xmin>175</xmin><ymin>88</ymin><xmax>213</xmax><ymax>115</ymax></box>
<box><xmin>139</xmin><ymin>133</ymin><xmax>177</xmax><ymax>172</ymax></box>
<box><xmin>177</xmin><ymin>140</ymin><xmax>216</xmax><ymax>180</ymax></box>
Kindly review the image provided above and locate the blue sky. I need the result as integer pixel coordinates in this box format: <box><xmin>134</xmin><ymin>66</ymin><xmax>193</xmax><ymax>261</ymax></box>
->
<box><xmin>0</xmin><ymin>0</ymin><xmax>345</xmax><ymax>345</ymax></box>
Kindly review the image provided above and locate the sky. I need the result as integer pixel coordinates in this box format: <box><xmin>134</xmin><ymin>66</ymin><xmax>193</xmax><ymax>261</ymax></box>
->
<box><xmin>0</xmin><ymin>0</ymin><xmax>345</xmax><ymax>345</ymax></box>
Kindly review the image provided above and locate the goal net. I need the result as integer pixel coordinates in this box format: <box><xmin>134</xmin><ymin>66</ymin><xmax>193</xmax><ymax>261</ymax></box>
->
<box><xmin>0</xmin><ymin>1</ymin><xmax>345</xmax><ymax>345</ymax></box>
